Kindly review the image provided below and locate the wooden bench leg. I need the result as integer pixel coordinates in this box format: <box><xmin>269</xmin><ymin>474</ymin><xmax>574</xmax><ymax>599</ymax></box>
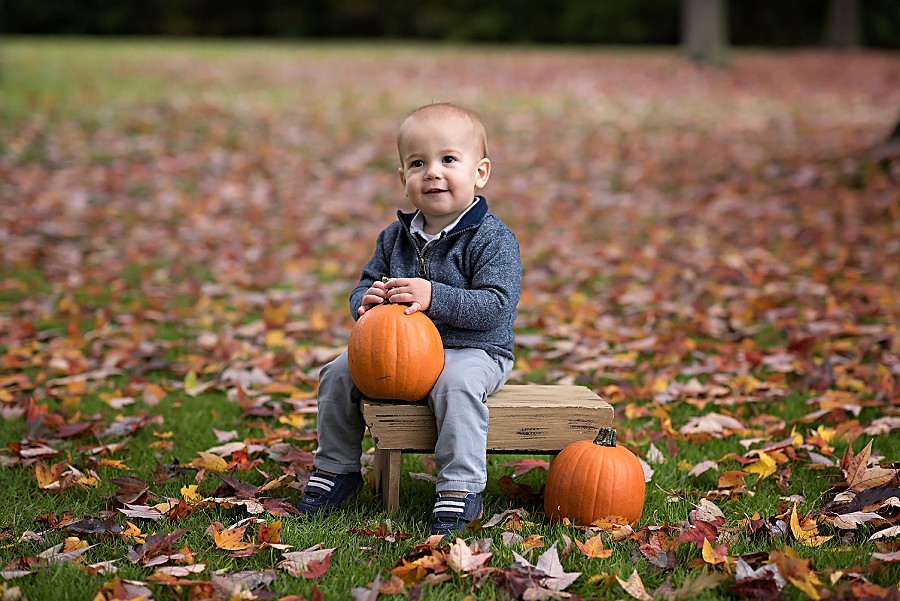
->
<box><xmin>373</xmin><ymin>448</ymin><xmax>401</xmax><ymax>514</ymax></box>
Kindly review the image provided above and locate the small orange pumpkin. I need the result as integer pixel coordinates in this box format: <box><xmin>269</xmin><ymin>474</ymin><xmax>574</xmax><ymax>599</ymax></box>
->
<box><xmin>347</xmin><ymin>302</ymin><xmax>444</xmax><ymax>401</ymax></box>
<box><xmin>544</xmin><ymin>427</ymin><xmax>646</xmax><ymax>525</ymax></box>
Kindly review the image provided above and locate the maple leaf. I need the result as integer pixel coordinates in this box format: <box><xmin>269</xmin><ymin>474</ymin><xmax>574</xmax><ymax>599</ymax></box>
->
<box><xmin>498</xmin><ymin>475</ymin><xmax>540</xmax><ymax>503</ymax></box>
<box><xmin>789</xmin><ymin>504</ymin><xmax>833</xmax><ymax>547</ymax></box>
<box><xmin>841</xmin><ymin>440</ymin><xmax>897</xmax><ymax>492</ymax></box>
<box><xmin>524</xmin><ymin>542</ymin><xmax>581</xmax><ymax>592</ymax></box>
<box><xmin>279</xmin><ymin>544</ymin><xmax>336</xmax><ymax>578</ymax></box>
<box><xmin>262</xmin><ymin>498</ymin><xmax>301</xmax><ymax>517</ymax></box>
<box><xmin>390</xmin><ymin>558</ymin><xmax>429</xmax><ymax>586</ymax></box>
<box><xmin>520</xmin><ymin>534</ymin><xmax>545</xmax><ymax>553</ymax></box>
<box><xmin>447</xmin><ymin>537</ymin><xmax>493</xmax><ymax>573</ymax></box>
<box><xmin>676</xmin><ymin>519</ymin><xmax>720</xmax><ymax>549</ymax></box>
<box><xmin>257</xmin><ymin>519</ymin><xmax>283</xmax><ymax>545</ymax></box>
<box><xmin>773</xmin><ymin>549</ymin><xmax>824</xmax><ymax>600</ymax></box>
<box><xmin>119</xmin><ymin>521</ymin><xmax>145</xmax><ymax>544</ymax></box>
<box><xmin>212</xmin><ymin>524</ymin><xmax>254</xmax><ymax>552</ymax></box>
<box><xmin>179</xmin><ymin>484</ymin><xmax>202</xmax><ymax>504</ymax></box>
<box><xmin>744</xmin><ymin>450</ymin><xmax>778</xmax><ymax>479</ymax></box>
<box><xmin>574</xmin><ymin>534</ymin><xmax>612</xmax><ymax>559</ymax></box>
<box><xmin>617</xmin><ymin>569</ymin><xmax>654</xmax><ymax>601</ymax></box>
<box><xmin>500</xmin><ymin>457</ymin><xmax>549</xmax><ymax>477</ymax></box>
<box><xmin>34</xmin><ymin>460</ymin><xmax>67</xmax><ymax>490</ymax></box>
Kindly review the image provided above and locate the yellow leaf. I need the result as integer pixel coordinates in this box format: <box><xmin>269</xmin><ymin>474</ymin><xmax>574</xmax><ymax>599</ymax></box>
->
<box><xmin>180</xmin><ymin>485</ymin><xmax>202</xmax><ymax>504</ymax></box>
<box><xmin>212</xmin><ymin>525</ymin><xmax>253</xmax><ymax>551</ymax></box>
<box><xmin>745</xmin><ymin>450</ymin><xmax>777</xmax><ymax>479</ymax></box>
<box><xmin>520</xmin><ymin>534</ymin><xmax>544</xmax><ymax>553</ymax></box>
<box><xmin>701</xmin><ymin>538</ymin><xmax>728</xmax><ymax>565</ymax></box>
<box><xmin>575</xmin><ymin>534</ymin><xmax>612</xmax><ymax>559</ymax></box>
<box><xmin>63</xmin><ymin>537</ymin><xmax>88</xmax><ymax>552</ymax></box>
<box><xmin>97</xmin><ymin>459</ymin><xmax>131</xmax><ymax>470</ymax></box>
<box><xmin>34</xmin><ymin>461</ymin><xmax>66</xmax><ymax>490</ymax></box>
<box><xmin>120</xmin><ymin>521</ymin><xmax>145</xmax><ymax>544</ymax></box>
<box><xmin>263</xmin><ymin>299</ymin><xmax>290</xmax><ymax>329</ymax></box>
<box><xmin>788</xmin><ymin>572</ymin><xmax>823</xmax><ymax>600</ymax></box>
<box><xmin>190</xmin><ymin>452</ymin><xmax>228</xmax><ymax>472</ymax></box>
<box><xmin>391</xmin><ymin>558</ymin><xmax>428</xmax><ymax>586</ymax></box>
<box><xmin>789</xmin><ymin>504</ymin><xmax>833</xmax><ymax>547</ymax></box>
<box><xmin>309</xmin><ymin>307</ymin><xmax>328</xmax><ymax>332</ymax></box>
<box><xmin>815</xmin><ymin>425</ymin><xmax>835</xmax><ymax>443</ymax></box>
<box><xmin>184</xmin><ymin>370</ymin><xmax>198</xmax><ymax>391</ymax></box>
<box><xmin>265</xmin><ymin>329</ymin><xmax>287</xmax><ymax>348</ymax></box>
<box><xmin>278</xmin><ymin>412</ymin><xmax>310</xmax><ymax>430</ymax></box>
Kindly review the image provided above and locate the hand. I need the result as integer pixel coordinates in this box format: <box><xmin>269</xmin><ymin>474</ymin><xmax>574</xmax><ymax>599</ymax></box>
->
<box><xmin>357</xmin><ymin>280</ymin><xmax>388</xmax><ymax>315</ymax></box>
<box><xmin>384</xmin><ymin>277</ymin><xmax>432</xmax><ymax>314</ymax></box>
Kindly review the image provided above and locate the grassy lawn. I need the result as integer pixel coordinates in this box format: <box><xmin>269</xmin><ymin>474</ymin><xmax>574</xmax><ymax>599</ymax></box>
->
<box><xmin>1</xmin><ymin>37</ymin><xmax>899</xmax><ymax>600</ymax></box>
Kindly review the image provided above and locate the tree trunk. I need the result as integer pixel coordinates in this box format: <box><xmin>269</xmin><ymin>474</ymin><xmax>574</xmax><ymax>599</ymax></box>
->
<box><xmin>681</xmin><ymin>0</ymin><xmax>729</xmax><ymax>66</ymax></box>
<box><xmin>825</xmin><ymin>0</ymin><xmax>861</xmax><ymax>48</ymax></box>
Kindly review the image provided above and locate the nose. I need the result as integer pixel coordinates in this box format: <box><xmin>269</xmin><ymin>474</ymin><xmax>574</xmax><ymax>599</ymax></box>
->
<box><xmin>425</xmin><ymin>161</ymin><xmax>441</xmax><ymax>180</ymax></box>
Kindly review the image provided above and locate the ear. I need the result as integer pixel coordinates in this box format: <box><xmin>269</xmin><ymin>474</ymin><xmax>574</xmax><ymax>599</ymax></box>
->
<box><xmin>475</xmin><ymin>157</ymin><xmax>491</xmax><ymax>189</ymax></box>
<box><xmin>398</xmin><ymin>166</ymin><xmax>406</xmax><ymax>188</ymax></box>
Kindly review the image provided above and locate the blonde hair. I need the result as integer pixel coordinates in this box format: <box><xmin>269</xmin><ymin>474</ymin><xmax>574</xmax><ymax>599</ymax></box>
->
<box><xmin>398</xmin><ymin>102</ymin><xmax>489</xmax><ymax>159</ymax></box>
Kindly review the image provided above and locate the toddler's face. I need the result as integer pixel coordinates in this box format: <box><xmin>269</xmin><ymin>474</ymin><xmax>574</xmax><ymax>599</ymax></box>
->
<box><xmin>397</xmin><ymin>112</ymin><xmax>490</xmax><ymax>232</ymax></box>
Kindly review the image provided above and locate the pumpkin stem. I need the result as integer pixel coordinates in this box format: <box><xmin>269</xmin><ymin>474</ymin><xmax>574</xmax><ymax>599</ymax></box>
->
<box><xmin>381</xmin><ymin>277</ymin><xmax>391</xmax><ymax>304</ymax></box>
<box><xmin>592</xmin><ymin>427</ymin><xmax>617</xmax><ymax>447</ymax></box>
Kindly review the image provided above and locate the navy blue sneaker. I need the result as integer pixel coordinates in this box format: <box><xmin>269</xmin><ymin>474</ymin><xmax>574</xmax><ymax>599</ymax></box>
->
<box><xmin>430</xmin><ymin>492</ymin><xmax>483</xmax><ymax>536</ymax></box>
<box><xmin>296</xmin><ymin>470</ymin><xmax>363</xmax><ymax>517</ymax></box>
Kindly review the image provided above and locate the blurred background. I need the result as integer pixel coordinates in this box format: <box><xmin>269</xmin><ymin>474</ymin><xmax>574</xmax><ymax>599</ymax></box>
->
<box><xmin>4</xmin><ymin>0</ymin><xmax>899</xmax><ymax>49</ymax></box>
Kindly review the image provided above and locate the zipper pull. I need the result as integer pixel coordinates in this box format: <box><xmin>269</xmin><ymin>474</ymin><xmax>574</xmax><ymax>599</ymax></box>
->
<box><xmin>418</xmin><ymin>256</ymin><xmax>426</xmax><ymax>277</ymax></box>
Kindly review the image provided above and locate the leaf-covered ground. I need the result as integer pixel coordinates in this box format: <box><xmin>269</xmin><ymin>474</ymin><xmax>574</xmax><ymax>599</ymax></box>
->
<box><xmin>1</xmin><ymin>40</ymin><xmax>899</xmax><ymax>600</ymax></box>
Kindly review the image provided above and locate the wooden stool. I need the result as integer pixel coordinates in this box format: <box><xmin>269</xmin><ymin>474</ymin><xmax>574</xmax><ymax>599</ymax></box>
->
<box><xmin>361</xmin><ymin>384</ymin><xmax>614</xmax><ymax>514</ymax></box>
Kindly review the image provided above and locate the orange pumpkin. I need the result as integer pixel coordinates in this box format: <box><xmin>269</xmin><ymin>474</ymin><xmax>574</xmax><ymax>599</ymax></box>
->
<box><xmin>544</xmin><ymin>427</ymin><xmax>646</xmax><ymax>525</ymax></box>
<box><xmin>347</xmin><ymin>303</ymin><xmax>444</xmax><ymax>401</ymax></box>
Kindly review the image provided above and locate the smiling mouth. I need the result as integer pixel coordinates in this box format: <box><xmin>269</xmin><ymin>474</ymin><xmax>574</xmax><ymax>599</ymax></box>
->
<box><xmin>424</xmin><ymin>188</ymin><xmax>447</xmax><ymax>195</ymax></box>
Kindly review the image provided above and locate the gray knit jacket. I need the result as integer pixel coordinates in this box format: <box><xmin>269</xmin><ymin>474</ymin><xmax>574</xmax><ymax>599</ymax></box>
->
<box><xmin>349</xmin><ymin>197</ymin><xmax>521</xmax><ymax>360</ymax></box>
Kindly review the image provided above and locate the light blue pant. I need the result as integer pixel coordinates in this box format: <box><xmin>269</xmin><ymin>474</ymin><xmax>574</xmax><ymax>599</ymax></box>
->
<box><xmin>313</xmin><ymin>348</ymin><xmax>513</xmax><ymax>493</ymax></box>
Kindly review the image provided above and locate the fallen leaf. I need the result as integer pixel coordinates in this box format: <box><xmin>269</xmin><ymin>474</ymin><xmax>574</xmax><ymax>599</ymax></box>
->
<box><xmin>617</xmin><ymin>569</ymin><xmax>654</xmax><ymax>601</ymax></box>
<box><xmin>212</xmin><ymin>524</ymin><xmax>254</xmax><ymax>552</ymax></box>
<box><xmin>574</xmin><ymin>534</ymin><xmax>612</xmax><ymax>559</ymax></box>
<box><xmin>447</xmin><ymin>537</ymin><xmax>493</xmax><ymax>573</ymax></box>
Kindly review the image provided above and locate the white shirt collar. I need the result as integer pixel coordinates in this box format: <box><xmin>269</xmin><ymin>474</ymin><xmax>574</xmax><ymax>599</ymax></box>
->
<box><xmin>410</xmin><ymin>197</ymin><xmax>480</xmax><ymax>242</ymax></box>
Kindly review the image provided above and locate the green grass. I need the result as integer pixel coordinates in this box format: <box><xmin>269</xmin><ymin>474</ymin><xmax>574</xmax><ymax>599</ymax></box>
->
<box><xmin>2</xmin><ymin>37</ymin><xmax>898</xmax><ymax>599</ymax></box>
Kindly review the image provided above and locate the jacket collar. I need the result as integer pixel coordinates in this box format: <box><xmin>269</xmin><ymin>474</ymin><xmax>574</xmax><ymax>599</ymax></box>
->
<box><xmin>397</xmin><ymin>196</ymin><xmax>489</xmax><ymax>236</ymax></box>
